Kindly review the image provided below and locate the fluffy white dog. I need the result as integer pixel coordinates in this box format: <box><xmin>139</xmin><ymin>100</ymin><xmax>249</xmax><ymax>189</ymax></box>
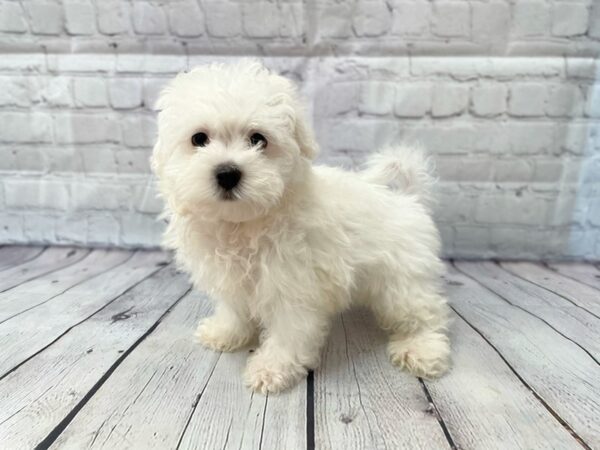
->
<box><xmin>151</xmin><ymin>60</ymin><xmax>451</xmax><ymax>394</ymax></box>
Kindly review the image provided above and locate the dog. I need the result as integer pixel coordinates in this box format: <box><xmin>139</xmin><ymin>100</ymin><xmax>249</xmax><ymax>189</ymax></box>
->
<box><xmin>151</xmin><ymin>60</ymin><xmax>451</xmax><ymax>394</ymax></box>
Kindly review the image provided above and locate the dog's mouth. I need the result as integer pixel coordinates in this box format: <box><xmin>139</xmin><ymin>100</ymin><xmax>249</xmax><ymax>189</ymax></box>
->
<box><xmin>219</xmin><ymin>189</ymin><xmax>239</xmax><ymax>201</ymax></box>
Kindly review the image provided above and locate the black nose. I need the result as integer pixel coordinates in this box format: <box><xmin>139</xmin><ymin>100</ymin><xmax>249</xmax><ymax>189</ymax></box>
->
<box><xmin>215</xmin><ymin>164</ymin><xmax>242</xmax><ymax>191</ymax></box>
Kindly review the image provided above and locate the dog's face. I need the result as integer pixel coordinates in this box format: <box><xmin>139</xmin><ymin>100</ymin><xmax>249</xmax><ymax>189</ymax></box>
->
<box><xmin>152</xmin><ymin>61</ymin><xmax>317</xmax><ymax>223</ymax></box>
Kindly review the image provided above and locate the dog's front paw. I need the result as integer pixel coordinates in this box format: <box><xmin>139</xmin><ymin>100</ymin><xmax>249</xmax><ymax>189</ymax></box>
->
<box><xmin>195</xmin><ymin>317</ymin><xmax>253</xmax><ymax>353</ymax></box>
<box><xmin>244</xmin><ymin>353</ymin><xmax>306</xmax><ymax>395</ymax></box>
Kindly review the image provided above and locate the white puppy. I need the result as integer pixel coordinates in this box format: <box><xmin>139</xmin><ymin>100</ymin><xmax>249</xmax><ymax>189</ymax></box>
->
<box><xmin>151</xmin><ymin>60</ymin><xmax>451</xmax><ymax>394</ymax></box>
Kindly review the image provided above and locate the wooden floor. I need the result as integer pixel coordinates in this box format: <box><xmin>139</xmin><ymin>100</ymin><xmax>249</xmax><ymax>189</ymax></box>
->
<box><xmin>0</xmin><ymin>246</ymin><xmax>598</xmax><ymax>450</ymax></box>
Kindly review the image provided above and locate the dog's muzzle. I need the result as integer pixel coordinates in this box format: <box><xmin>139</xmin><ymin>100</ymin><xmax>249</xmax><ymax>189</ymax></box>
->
<box><xmin>215</xmin><ymin>163</ymin><xmax>242</xmax><ymax>191</ymax></box>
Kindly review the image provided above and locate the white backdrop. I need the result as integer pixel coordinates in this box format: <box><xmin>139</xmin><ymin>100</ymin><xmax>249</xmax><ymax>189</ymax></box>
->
<box><xmin>0</xmin><ymin>0</ymin><xmax>599</xmax><ymax>259</ymax></box>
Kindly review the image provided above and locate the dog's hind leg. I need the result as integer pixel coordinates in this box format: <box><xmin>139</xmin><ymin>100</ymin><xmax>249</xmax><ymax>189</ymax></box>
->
<box><xmin>367</xmin><ymin>274</ymin><xmax>451</xmax><ymax>379</ymax></box>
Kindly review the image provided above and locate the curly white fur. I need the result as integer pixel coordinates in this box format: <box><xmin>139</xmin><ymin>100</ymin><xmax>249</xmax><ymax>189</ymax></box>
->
<box><xmin>152</xmin><ymin>60</ymin><xmax>451</xmax><ymax>394</ymax></box>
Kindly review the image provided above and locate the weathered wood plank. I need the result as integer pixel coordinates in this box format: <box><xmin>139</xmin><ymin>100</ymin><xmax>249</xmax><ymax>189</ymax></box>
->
<box><xmin>0</xmin><ymin>247</ymin><xmax>90</xmax><ymax>292</ymax></box>
<box><xmin>446</xmin><ymin>265</ymin><xmax>600</xmax><ymax>447</ymax></box>
<box><xmin>455</xmin><ymin>261</ymin><xmax>600</xmax><ymax>361</ymax></box>
<box><xmin>178</xmin><ymin>348</ymin><xmax>307</xmax><ymax>449</ymax></box>
<box><xmin>315</xmin><ymin>309</ymin><xmax>451</xmax><ymax>450</ymax></box>
<box><xmin>425</xmin><ymin>312</ymin><xmax>580</xmax><ymax>449</ymax></box>
<box><xmin>0</xmin><ymin>246</ymin><xmax>45</xmax><ymax>271</ymax></box>
<box><xmin>49</xmin><ymin>289</ymin><xmax>219</xmax><ymax>450</ymax></box>
<box><xmin>546</xmin><ymin>262</ymin><xmax>600</xmax><ymax>290</ymax></box>
<box><xmin>0</xmin><ymin>251</ymin><xmax>168</xmax><ymax>377</ymax></box>
<box><xmin>0</xmin><ymin>249</ymin><xmax>133</xmax><ymax>323</ymax></box>
<box><xmin>501</xmin><ymin>261</ymin><xmax>600</xmax><ymax>318</ymax></box>
<box><xmin>0</xmin><ymin>266</ymin><xmax>190</xmax><ymax>449</ymax></box>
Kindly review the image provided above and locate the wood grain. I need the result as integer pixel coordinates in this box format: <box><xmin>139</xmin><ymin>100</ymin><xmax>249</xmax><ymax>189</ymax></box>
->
<box><xmin>315</xmin><ymin>309</ymin><xmax>451</xmax><ymax>450</ymax></box>
<box><xmin>455</xmin><ymin>261</ymin><xmax>600</xmax><ymax>361</ymax></box>
<box><xmin>0</xmin><ymin>251</ymin><xmax>168</xmax><ymax>377</ymax></box>
<box><xmin>0</xmin><ymin>246</ymin><xmax>45</xmax><ymax>271</ymax></box>
<box><xmin>425</xmin><ymin>312</ymin><xmax>581</xmax><ymax>449</ymax></box>
<box><xmin>546</xmin><ymin>262</ymin><xmax>600</xmax><ymax>290</ymax></box>
<box><xmin>447</xmin><ymin>264</ymin><xmax>600</xmax><ymax>447</ymax></box>
<box><xmin>501</xmin><ymin>261</ymin><xmax>600</xmax><ymax>318</ymax></box>
<box><xmin>0</xmin><ymin>265</ymin><xmax>190</xmax><ymax>449</ymax></box>
<box><xmin>0</xmin><ymin>247</ymin><xmax>90</xmax><ymax>292</ymax></box>
<box><xmin>0</xmin><ymin>249</ymin><xmax>133</xmax><ymax>323</ymax></box>
<box><xmin>50</xmin><ymin>289</ymin><xmax>220</xmax><ymax>450</ymax></box>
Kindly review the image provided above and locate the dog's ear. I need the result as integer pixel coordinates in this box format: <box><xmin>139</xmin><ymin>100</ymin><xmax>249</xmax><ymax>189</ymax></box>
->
<box><xmin>294</xmin><ymin>108</ymin><xmax>319</xmax><ymax>160</ymax></box>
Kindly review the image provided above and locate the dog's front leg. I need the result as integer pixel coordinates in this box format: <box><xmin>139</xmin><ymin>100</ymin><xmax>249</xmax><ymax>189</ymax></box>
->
<box><xmin>244</xmin><ymin>303</ymin><xmax>330</xmax><ymax>394</ymax></box>
<box><xmin>196</xmin><ymin>300</ymin><xmax>257</xmax><ymax>352</ymax></box>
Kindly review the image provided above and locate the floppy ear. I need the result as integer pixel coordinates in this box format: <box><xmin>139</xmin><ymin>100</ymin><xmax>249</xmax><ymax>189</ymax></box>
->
<box><xmin>294</xmin><ymin>108</ymin><xmax>319</xmax><ymax>160</ymax></box>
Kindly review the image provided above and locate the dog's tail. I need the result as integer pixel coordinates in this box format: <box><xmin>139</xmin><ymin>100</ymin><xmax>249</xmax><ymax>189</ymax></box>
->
<box><xmin>360</xmin><ymin>144</ymin><xmax>436</xmax><ymax>206</ymax></box>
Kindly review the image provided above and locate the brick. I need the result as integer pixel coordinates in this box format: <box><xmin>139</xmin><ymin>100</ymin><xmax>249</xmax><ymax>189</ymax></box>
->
<box><xmin>475</xmin><ymin>194</ymin><xmax>551</xmax><ymax>225</ymax></box>
<box><xmin>15</xmin><ymin>148</ymin><xmax>46</xmax><ymax>172</ymax></box>
<box><xmin>394</xmin><ymin>83</ymin><xmax>431</xmax><ymax>117</ymax></box>
<box><xmin>134</xmin><ymin>184</ymin><xmax>163</xmax><ymax>214</ymax></box>
<box><xmin>120</xmin><ymin>213</ymin><xmax>164</xmax><ymax>247</ymax></box>
<box><xmin>0</xmin><ymin>2</ymin><xmax>27</xmax><ymax>32</ymax></box>
<box><xmin>532</xmin><ymin>159</ymin><xmax>563</xmax><ymax>183</ymax></box>
<box><xmin>72</xmin><ymin>182</ymin><xmax>131</xmax><ymax>210</ymax></box>
<box><xmin>566</xmin><ymin>59</ymin><xmax>598</xmax><ymax>80</ymax></box>
<box><xmin>0</xmin><ymin>112</ymin><xmax>53</xmax><ymax>143</ymax></box>
<box><xmin>24</xmin><ymin>215</ymin><xmax>56</xmax><ymax>243</ymax></box>
<box><xmin>0</xmin><ymin>214</ymin><xmax>24</xmax><ymax>242</ymax></box>
<box><xmin>47</xmin><ymin>54</ymin><xmax>115</xmax><ymax>73</ymax></box>
<box><xmin>116</xmin><ymin>55</ymin><xmax>186</xmax><ymax>74</ymax></box>
<box><xmin>64</xmin><ymin>1</ymin><xmax>95</xmax><ymax>35</ymax></box>
<box><xmin>323</xmin><ymin>119</ymin><xmax>400</xmax><ymax>152</ymax></box>
<box><xmin>80</xmin><ymin>148</ymin><xmax>117</xmax><ymax>173</ymax></box>
<box><xmin>109</xmin><ymin>78</ymin><xmax>143</xmax><ymax>109</ymax></box>
<box><xmin>279</xmin><ymin>3</ymin><xmax>303</xmax><ymax>38</ymax></box>
<box><xmin>453</xmin><ymin>226</ymin><xmax>492</xmax><ymax>258</ymax></box>
<box><xmin>472</xmin><ymin>1</ymin><xmax>509</xmax><ymax>45</ymax></box>
<box><xmin>436</xmin><ymin>157</ymin><xmax>492</xmax><ymax>182</ymax></box>
<box><xmin>512</xmin><ymin>1</ymin><xmax>550</xmax><ymax>37</ymax></box>
<box><xmin>391</xmin><ymin>1</ymin><xmax>429</xmax><ymax>36</ymax></box>
<box><xmin>493</xmin><ymin>159</ymin><xmax>534</xmax><ymax>182</ymax></box>
<box><xmin>551</xmin><ymin>2</ymin><xmax>589</xmax><ymax>37</ymax></box>
<box><xmin>167</xmin><ymin>1</ymin><xmax>204</xmax><ymax>37</ymax></box>
<box><xmin>508</xmin><ymin>123</ymin><xmax>555</xmax><ymax>154</ymax></box>
<box><xmin>97</xmin><ymin>1</ymin><xmax>130</xmax><ymax>35</ymax></box>
<box><xmin>116</xmin><ymin>149</ymin><xmax>152</xmax><ymax>173</ymax></box>
<box><xmin>431</xmin><ymin>84</ymin><xmax>469</xmax><ymax>118</ymax></box>
<box><xmin>590</xmin><ymin>3</ymin><xmax>600</xmax><ymax>39</ymax></box>
<box><xmin>317</xmin><ymin>2</ymin><xmax>353</xmax><ymax>38</ymax></box>
<box><xmin>545</xmin><ymin>84</ymin><xmax>584</xmax><ymax>117</ymax></box>
<box><xmin>432</xmin><ymin>2</ymin><xmax>470</xmax><ymax>38</ymax></box>
<box><xmin>132</xmin><ymin>3</ymin><xmax>167</xmax><ymax>35</ymax></box>
<box><xmin>55</xmin><ymin>114</ymin><xmax>119</xmax><ymax>144</ymax></box>
<box><xmin>358</xmin><ymin>82</ymin><xmax>395</xmax><ymax>115</ymax></box>
<box><xmin>470</xmin><ymin>83</ymin><xmax>507</xmax><ymax>117</ymax></box>
<box><xmin>24</xmin><ymin>2</ymin><xmax>63</xmax><ymax>35</ymax></box>
<box><xmin>55</xmin><ymin>215</ymin><xmax>87</xmax><ymax>244</ymax></box>
<box><xmin>508</xmin><ymin>83</ymin><xmax>546</xmax><ymax>117</ymax></box>
<box><xmin>205</xmin><ymin>2</ymin><xmax>242</xmax><ymax>38</ymax></box>
<box><xmin>242</xmin><ymin>2</ymin><xmax>280</xmax><ymax>38</ymax></box>
<box><xmin>87</xmin><ymin>214</ymin><xmax>120</xmax><ymax>245</ymax></box>
<box><xmin>352</xmin><ymin>1</ymin><xmax>392</xmax><ymax>37</ymax></box>
<box><xmin>120</xmin><ymin>116</ymin><xmax>157</xmax><ymax>148</ymax></box>
<box><xmin>73</xmin><ymin>77</ymin><xmax>108</xmax><ymax>107</ymax></box>
<box><xmin>585</xmin><ymin>85</ymin><xmax>600</xmax><ymax>118</ymax></box>
<box><xmin>39</xmin><ymin>77</ymin><xmax>73</xmax><ymax>107</ymax></box>
<box><xmin>143</xmin><ymin>78</ymin><xmax>169</xmax><ymax>110</ymax></box>
<box><xmin>0</xmin><ymin>77</ymin><xmax>30</xmax><ymax>106</ymax></box>
<box><xmin>314</xmin><ymin>82</ymin><xmax>358</xmax><ymax>116</ymax></box>
<box><xmin>5</xmin><ymin>179</ymin><xmax>69</xmax><ymax>210</ymax></box>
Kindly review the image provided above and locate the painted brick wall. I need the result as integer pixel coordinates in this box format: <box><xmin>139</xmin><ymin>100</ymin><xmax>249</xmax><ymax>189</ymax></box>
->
<box><xmin>0</xmin><ymin>0</ymin><xmax>599</xmax><ymax>259</ymax></box>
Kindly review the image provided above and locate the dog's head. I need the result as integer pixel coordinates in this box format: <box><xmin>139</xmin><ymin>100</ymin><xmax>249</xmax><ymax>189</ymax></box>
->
<box><xmin>152</xmin><ymin>60</ymin><xmax>317</xmax><ymax>223</ymax></box>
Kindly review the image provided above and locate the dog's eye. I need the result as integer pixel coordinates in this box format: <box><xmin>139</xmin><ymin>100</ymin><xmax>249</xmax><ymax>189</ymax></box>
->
<box><xmin>191</xmin><ymin>132</ymin><xmax>209</xmax><ymax>147</ymax></box>
<box><xmin>249</xmin><ymin>133</ymin><xmax>267</xmax><ymax>149</ymax></box>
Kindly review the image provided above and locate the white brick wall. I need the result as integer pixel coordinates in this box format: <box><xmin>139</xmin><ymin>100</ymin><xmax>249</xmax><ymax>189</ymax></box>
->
<box><xmin>0</xmin><ymin>0</ymin><xmax>599</xmax><ymax>260</ymax></box>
